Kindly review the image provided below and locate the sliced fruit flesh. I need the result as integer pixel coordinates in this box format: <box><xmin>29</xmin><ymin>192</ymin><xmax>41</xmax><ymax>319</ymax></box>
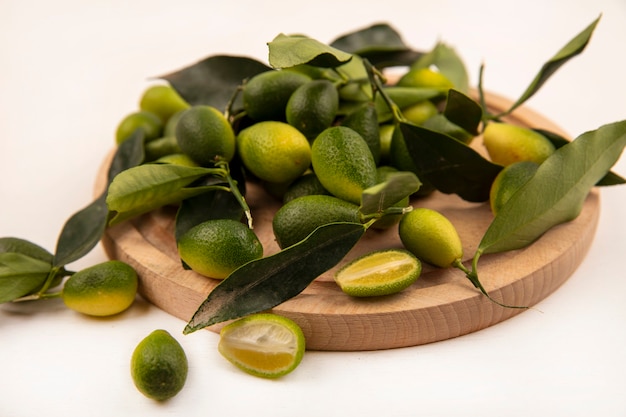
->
<box><xmin>219</xmin><ymin>321</ymin><xmax>298</xmax><ymax>372</ymax></box>
<box><xmin>339</xmin><ymin>252</ymin><xmax>417</xmax><ymax>285</ymax></box>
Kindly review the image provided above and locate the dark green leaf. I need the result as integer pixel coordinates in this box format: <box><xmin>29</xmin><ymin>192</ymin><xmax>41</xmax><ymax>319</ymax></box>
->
<box><xmin>184</xmin><ymin>222</ymin><xmax>366</xmax><ymax>333</ymax></box>
<box><xmin>268</xmin><ymin>33</ymin><xmax>353</xmax><ymax>69</ymax></box>
<box><xmin>160</xmin><ymin>55</ymin><xmax>271</xmax><ymax>110</ymax></box>
<box><xmin>52</xmin><ymin>132</ymin><xmax>145</xmax><ymax>267</ymax></box>
<box><xmin>478</xmin><ymin>119</ymin><xmax>626</xmax><ymax>255</ymax></box>
<box><xmin>53</xmin><ymin>194</ymin><xmax>108</xmax><ymax>267</ymax></box>
<box><xmin>443</xmin><ymin>89</ymin><xmax>482</xmax><ymax>135</ymax></box>
<box><xmin>107</xmin><ymin>130</ymin><xmax>146</xmax><ymax>183</ymax></box>
<box><xmin>330</xmin><ymin>23</ymin><xmax>423</xmax><ymax>68</ymax></box>
<box><xmin>360</xmin><ymin>171</ymin><xmax>421</xmax><ymax>216</ymax></box>
<box><xmin>106</xmin><ymin>164</ymin><xmax>223</xmax><ymax>225</ymax></box>
<box><xmin>330</xmin><ymin>22</ymin><xmax>408</xmax><ymax>54</ymax></box>
<box><xmin>0</xmin><ymin>252</ymin><xmax>51</xmax><ymax>303</ymax></box>
<box><xmin>399</xmin><ymin>122</ymin><xmax>502</xmax><ymax>202</ymax></box>
<box><xmin>411</xmin><ymin>42</ymin><xmax>470</xmax><ymax>94</ymax></box>
<box><xmin>0</xmin><ymin>237</ymin><xmax>53</xmax><ymax>263</ymax></box>
<box><xmin>503</xmin><ymin>16</ymin><xmax>600</xmax><ymax>115</ymax></box>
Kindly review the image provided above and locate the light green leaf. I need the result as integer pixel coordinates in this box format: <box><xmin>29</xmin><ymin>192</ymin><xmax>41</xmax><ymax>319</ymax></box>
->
<box><xmin>268</xmin><ymin>33</ymin><xmax>353</xmax><ymax>69</ymax></box>
<box><xmin>360</xmin><ymin>171</ymin><xmax>421</xmax><ymax>216</ymax></box>
<box><xmin>106</xmin><ymin>164</ymin><xmax>222</xmax><ymax>225</ymax></box>
<box><xmin>479</xmin><ymin>119</ymin><xmax>626</xmax><ymax>255</ymax></box>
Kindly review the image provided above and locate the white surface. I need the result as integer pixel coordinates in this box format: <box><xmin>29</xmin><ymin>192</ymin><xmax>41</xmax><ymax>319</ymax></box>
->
<box><xmin>1</xmin><ymin>1</ymin><xmax>626</xmax><ymax>416</ymax></box>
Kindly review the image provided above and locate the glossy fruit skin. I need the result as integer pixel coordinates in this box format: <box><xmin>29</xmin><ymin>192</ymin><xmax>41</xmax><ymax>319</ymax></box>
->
<box><xmin>272</xmin><ymin>194</ymin><xmax>360</xmax><ymax>249</ymax></box>
<box><xmin>115</xmin><ymin>110</ymin><xmax>163</xmax><ymax>145</ymax></box>
<box><xmin>398</xmin><ymin>208</ymin><xmax>463</xmax><ymax>268</ymax></box>
<box><xmin>131</xmin><ymin>329</ymin><xmax>188</xmax><ymax>401</ymax></box>
<box><xmin>482</xmin><ymin>122</ymin><xmax>555</xmax><ymax>167</ymax></box>
<box><xmin>62</xmin><ymin>260</ymin><xmax>138</xmax><ymax>317</ymax></box>
<box><xmin>175</xmin><ymin>105</ymin><xmax>236</xmax><ymax>166</ymax></box>
<box><xmin>177</xmin><ymin>219</ymin><xmax>263</xmax><ymax>279</ymax></box>
<box><xmin>139</xmin><ymin>84</ymin><xmax>189</xmax><ymax>123</ymax></box>
<box><xmin>237</xmin><ymin>121</ymin><xmax>312</xmax><ymax>184</ymax></box>
<box><xmin>243</xmin><ymin>70</ymin><xmax>311</xmax><ymax>122</ymax></box>
<box><xmin>489</xmin><ymin>161</ymin><xmax>539</xmax><ymax>215</ymax></box>
<box><xmin>218</xmin><ymin>313</ymin><xmax>305</xmax><ymax>379</ymax></box>
<box><xmin>286</xmin><ymin>79</ymin><xmax>339</xmax><ymax>140</ymax></box>
<box><xmin>334</xmin><ymin>249</ymin><xmax>422</xmax><ymax>297</ymax></box>
<box><xmin>311</xmin><ymin>126</ymin><xmax>377</xmax><ymax>205</ymax></box>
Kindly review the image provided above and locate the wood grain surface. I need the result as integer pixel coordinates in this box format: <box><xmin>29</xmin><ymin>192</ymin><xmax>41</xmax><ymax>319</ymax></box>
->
<box><xmin>96</xmin><ymin>91</ymin><xmax>600</xmax><ymax>351</ymax></box>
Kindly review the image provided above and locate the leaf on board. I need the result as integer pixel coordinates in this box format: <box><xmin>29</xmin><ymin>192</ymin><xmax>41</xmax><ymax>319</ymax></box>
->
<box><xmin>443</xmin><ymin>89</ymin><xmax>482</xmax><ymax>136</ymax></box>
<box><xmin>360</xmin><ymin>171</ymin><xmax>421</xmax><ymax>216</ymax></box>
<box><xmin>399</xmin><ymin>122</ymin><xmax>502</xmax><ymax>202</ymax></box>
<box><xmin>160</xmin><ymin>55</ymin><xmax>271</xmax><ymax>110</ymax></box>
<box><xmin>184</xmin><ymin>222</ymin><xmax>366</xmax><ymax>333</ymax></box>
<box><xmin>106</xmin><ymin>164</ymin><xmax>221</xmax><ymax>225</ymax></box>
<box><xmin>268</xmin><ymin>33</ymin><xmax>353</xmax><ymax>69</ymax></box>
<box><xmin>478</xmin><ymin>119</ymin><xmax>626</xmax><ymax>255</ymax></box>
<box><xmin>329</xmin><ymin>22</ymin><xmax>423</xmax><ymax>68</ymax></box>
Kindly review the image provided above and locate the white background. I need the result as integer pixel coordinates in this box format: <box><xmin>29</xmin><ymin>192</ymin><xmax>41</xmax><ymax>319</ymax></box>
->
<box><xmin>1</xmin><ymin>1</ymin><xmax>626</xmax><ymax>416</ymax></box>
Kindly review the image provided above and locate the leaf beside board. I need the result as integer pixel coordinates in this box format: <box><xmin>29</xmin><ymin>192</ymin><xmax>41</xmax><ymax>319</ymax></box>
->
<box><xmin>0</xmin><ymin>252</ymin><xmax>52</xmax><ymax>303</ymax></box>
<box><xmin>478</xmin><ymin>119</ymin><xmax>626</xmax><ymax>255</ymax></box>
<box><xmin>184</xmin><ymin>222</ymin><xmax>366</xmax><ymax>333</ymax></box>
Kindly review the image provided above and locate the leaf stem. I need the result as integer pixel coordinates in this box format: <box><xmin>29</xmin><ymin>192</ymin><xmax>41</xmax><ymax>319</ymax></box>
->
<box><xmin>452</xmin><ymin>256</ymin><xmax>529</xmax><ymax>310</ymax></box>
<box><xmin>215</xmin><ymin>161</ymin><xmax>253</xmax><ymax>229</ymax></box>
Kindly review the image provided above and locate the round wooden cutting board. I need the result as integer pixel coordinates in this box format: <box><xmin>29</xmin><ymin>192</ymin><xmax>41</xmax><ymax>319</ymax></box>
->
<box><xmin>97</xmin><ymin>92</ymin><xmax>600</xmax><ymax>351</ymax></box>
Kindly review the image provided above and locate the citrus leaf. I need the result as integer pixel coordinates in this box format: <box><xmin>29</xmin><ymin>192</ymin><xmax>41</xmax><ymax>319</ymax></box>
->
<box><xmin>52</xmin><ymin>132</ymin><xmax>145</xmax><ymax>267</ymax></box>
<box><xmin>329</xmin><ymin>22</ymin><xmax>422</xmax><ymax>68</ymax></box>
<box><xmin>399</xmin><ymin>122</ymin><xmax>502</xmax><ymax>202</ymax></box>
<box><xmin>268</xmin><ymin>33</ymin><xmax>353</xmax><ymax>69</ymax></box>
<box><xmin>53</xmin><ymin>194</ymin><xmax>109</xmax><ymax>267</ymax></box>
<box><xmin>106</xmin><ymin>164</ymin><xmax>223</xmax><ymax>226</ymax></box>
<box><xmin>535</xmin><ymin>128</ymin><xmax>625</xmax><ymax>186</ymax></box>
<box><xmin>502</xmin><ymin>15</ymin><xmax>600</xmax><ymax>116</ymax></box>
<box><xmin>478</xmin><ymin>119</ymin><xmax>626</xmax><ymax>255</ymax></box>
<box><xmin>107</xmin><ymin>129</ymin><xmax>146</xmax><ymax>183</ymax></box>
<box><xmin>411</xmin><ymin>42</ymin><xmax>470</xmax><ymax>94</ymax></box>
<box><xmin>0</xmin><ymin>237</ymin><xmax>53</xmax><ymax>263</ymax></box>
<box><xmin>184</xmin><ymin>222</ymin><xmax>366</xmax><ymax>333</ymax></box>
<box><xmin>160</xmin><ymin>55</ymin><xmax>271</xmax><ymax>110</ymax></box>
<box><xmin>0</xmin><ymin>252</ymin><xmax>52</xmax><ymax>303</ymax></box>
<box><xmin>443</xmin><ymin>89</ymin><xmax>482</xmax><ymax>135</ymax></box>
<box><xmin>360</xmin><ymin>171</ymin><xmax>421</xmax><ymax>216</ymax></box>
